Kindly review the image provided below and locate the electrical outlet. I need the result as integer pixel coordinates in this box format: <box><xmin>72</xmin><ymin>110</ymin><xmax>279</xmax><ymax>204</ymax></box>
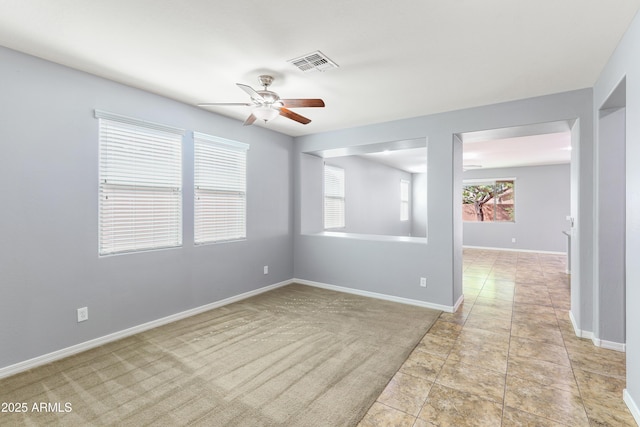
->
<box><xmin>77</xmin><ymin>307</ymin><xmax>88</xmax><ymax>323</ymax></box>
<box><xmin>512</xmin><ymin>238</ymin><xmax>516</xmax><ymax>243</ymax></box>
<box><xmin>420</xmin><ymin>277</ymin><xmax>427</xmax><ymax>288</ymax></box>
<box><xmin>263</xmin><ymin>265</ymin><xmax>269</xmax><ymax>275</ymax></box>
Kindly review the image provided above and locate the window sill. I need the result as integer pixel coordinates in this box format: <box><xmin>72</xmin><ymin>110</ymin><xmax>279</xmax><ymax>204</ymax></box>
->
<box><xmin>307</xmin><ymin>231</ymin><xmax>428</xmax><ymax>244</ymax></box>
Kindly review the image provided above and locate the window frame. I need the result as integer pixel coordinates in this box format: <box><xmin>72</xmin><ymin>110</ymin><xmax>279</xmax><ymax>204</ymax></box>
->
<box><xmin>462</xmin><ymin>178</ymin><xmax>516</xmax><ymax>223</ymax></box>
<box><xmin>323</xmin><ymin>164</ymin><xmax>346</xmax><ymax>230</ymax></box>
<box><xmin>400</xmin><ymin>179</ymin><xmax>410</xmax><ymax>221</ymax></box>
<box><xmin>96</xmin><ymin>110</ymin><xmax>185</xmax><ymax>256</ymax></box>
<box><xmin>193</xmin><ymin>132</ymin><xmax>249</xmax><ymax>245</ymax></box>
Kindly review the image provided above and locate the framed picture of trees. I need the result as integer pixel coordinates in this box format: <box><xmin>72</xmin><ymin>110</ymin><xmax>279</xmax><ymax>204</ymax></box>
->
<box><xmin>462</xmin><ymin>179</ymin><xmax>515</xmax><ymax>222</ymax></box>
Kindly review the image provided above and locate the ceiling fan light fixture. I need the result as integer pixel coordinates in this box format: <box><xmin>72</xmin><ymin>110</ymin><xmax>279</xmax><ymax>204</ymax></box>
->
<box><xmin>200</xmin><ymin>75</ymin><xmax>323</xmax><ymax>126</ymax></box>
<box><xmin>252</xmin><ymin>105</ymin><xmax>279</xmax><ymax>122</ymax></box>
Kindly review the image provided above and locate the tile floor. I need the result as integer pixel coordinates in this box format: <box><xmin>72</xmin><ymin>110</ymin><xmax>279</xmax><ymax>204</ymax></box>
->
<box><xmin>359</xmin><ymin>248</ymin><xmax>636</xmax><ymax>426</ymax></box>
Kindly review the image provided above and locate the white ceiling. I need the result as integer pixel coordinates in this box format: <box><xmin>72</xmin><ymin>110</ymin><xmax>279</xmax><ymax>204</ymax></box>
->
<box><xmin>463</xmin><ymin>132</ymin><xmax>572</xmax><ymax>170</ymax></box>
<box><xmin>0</xmin><ymin>1</ymin><xmax>638</xmax><ymax>137</ymax></box>
<box><xmin>350</xmin><ymin>130</ymin><xmax>571</xmax><ymax>174</ymax></box>
<box><xmin>360</xmin><ymin>148</ymin><xmax>429</xmax><ymax>174</ymax></box>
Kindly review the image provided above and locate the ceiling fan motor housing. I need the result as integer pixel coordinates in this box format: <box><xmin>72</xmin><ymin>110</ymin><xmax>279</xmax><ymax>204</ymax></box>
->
<box><xmin>256</xmin><ymin>90</ymin><xmax>282</xmax><ymax>107</ymax></box>
<box><xmin>258</xmin><ymin>75</ymin><xmax>274</xmax><ymax>88</ymax></box>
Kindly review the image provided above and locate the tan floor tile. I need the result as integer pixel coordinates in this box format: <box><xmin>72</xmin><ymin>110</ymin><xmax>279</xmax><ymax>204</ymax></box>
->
<box><xmin>514</xmin><ymin>277</ymin><xmax>548</xmax><ymax>286</ymax></box>
<box><xmin>557</xmin><ymin>318</ymin><xmax>576</xmax><ymax>338</ymax></box>
<box><xmin>358</xmin><ymin>402</ymin><xmax>416</xmax><ymax>427</ymax></box>
<box><xmin>507</xmin><ymin>355</ymin><xmax>578</xmax><ymax>393</ymax></box>
<box><xmin>456</xmin><ymin>326</ymin><xmax>511</xmax><ymax>347</ymax></box>
<box><xmin>478</xmin><ymin>285</ymin><xmax>515</xmax><ymax>301</ymax></box>
<box><xmin>505</xmin><ymin>375</ymin><xmax>589</xmax><ymax>427</ymax></box>
<box><xmin>399</xmin><ymin>351</ymin><xmax>446</xmax><ymax>381</ymax></box>
<box><xmin>581</xmin><ymin>398</ymin><xmax>638</xmax><ymax>426</ymax></box>
<box><xmin>513</xmin><ymin>301</ymin><xmax>556</xmax><ymax>316</ymax></box>
<box><xmin>482</xmin><ymin>278</ymin><xmax>516</xmax><ymax>289</ymax></box>
<box><xmin>462</xmin><ymin>288</ymin><xmax>481</xmax><ymax>299</ymax></box>
<box><xmin>549</xmin><ymin>295</ymin><xmax>571</xmax><ymax>310</ymax></box>
<box><xmin>448</xmin><ymin>340</ymin><xmax>509</xmax><ymax>374</ymax></box>
<box><xmin>573</xmin><ymin>368</ymin><xmax>626</xmax><ymax>405</ymax></box>
<box><xmin>427</xmin><ymin>319</ymin><xmax>463</xmax><ymax>339</ymax></box>
<box><xmin>513</xmin><ymin>291</ymin><xmax>554</xmax><ymax>307</ymax></box>
<box><xmin>463</xmin><ymin>313</ymin><xmax>512</xmax><ymax>334</ymax></box>
<box><xmin>469</xmin><ymin>303</ymin><xmax>512</xmax><ymax>320</ymax></box>
<box><xmin>377</xmin><ymin>371</ymin><xmax>433</xmax><ymax>416</ymax></box>
<box><xmin>435</xmin><ymin>359</ymin><xmax>506</xmax><ymax>403</ymax></box>
<box><xmin>464</xmin><ymin>268</ymin><xmax>491</xmax><ymax>279</ymax></box>
<box><xmin>436</xmin><ymin>310</ymin><xmax>469</xmax><ymax>326</ymax></box>
<box><xmin>412</xmin><ymin>418</ymin><xmax>436</xmax><ymax>427</ymax></box>
<box><xmin>486</xmin><ymin>271</ymin><xmax>517</xmax><ymax>280</ymax></box>
<box><xmin>369</xmin><ymin>249</ymin><xmax>630</xmax><ymax>427</ymax></box>
<box><xmin>462</xmin><ymin>276</ymin><xmax>486</xmax><ymax>289</ymax></box>
<box><xmin>508</xmin><ymin>336</ymin><xmax>571</xmax><ymax>367</ymax></box>
<box><xmin>490</xmin><ymin>264</ymin><xmax>517</xmax><ymax>272</ymax></box>
<box><xmin>551</xmin><ymin>295</ymin><xmax>571</xmax><ymax>310</ymax></box>
<box><xmin>511</xmin><ymin>310</ymin><xmax>558</xmax><ymax>329</ymax></box>
<box><xmin>564</xmin><ymin>341</ymin><xmax>626</xmax><ymax>379</ymax></box>
<box><xmin>576</xmin><ymin>370</ymin><xmax>637</xmax><ymax>426</ymax></box>
<box><xmin>417</xmin><ymin>384</ymin><xmax>503</xmax><ymax>427</ymax></box>
<box><xmin>414</xmin><ymin>334</ymin><xmax>456</xmax><ymax>359</ymax></box>
<box><xmin>501</xmin><ymin>406</ymin><xmax>567</xmax><ymax>426</ymax></box>
<box><xmin>510</xmin><ymin>320</ymin><xmax>564</xmax><ymax>346</ymax></box>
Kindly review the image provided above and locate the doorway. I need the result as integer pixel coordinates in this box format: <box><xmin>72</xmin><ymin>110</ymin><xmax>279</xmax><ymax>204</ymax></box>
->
<box><xmin>456</xmin><ymin>121</ymin><xmax>573</xmax><ymax>255</ymax></box>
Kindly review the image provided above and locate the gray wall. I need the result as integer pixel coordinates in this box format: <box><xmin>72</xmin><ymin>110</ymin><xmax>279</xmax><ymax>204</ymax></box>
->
<box><xmin>322</xmin><ymin>156</ymin><xmax>412</xmax><ymax>236</ymax></box>
<box><xmin>411</xmin><ymin>173</ymin><xmax>428</xmax><ymax>237</ymax></box>
<box><xmin>596</xmin><ymin>107</ymin><xmax>626</xmax><ymax>345</ymax></box>
<box><xmin>461</xmin><ymin>164</ymin><xmax>571</xmax><ymax>253</ymax></box>
<box><xmin>594</xmin><ymin>8</ymin><xmax>639</xmax><ymax>415</ymax></box>
<box><xmin>0</xmin><ymin>46</ymin><xmax>294</xmax><ymax>369</ymax></box>
<box><xmin>294</xmin><ymin>90</ymin><xmax>593</xmax><ymax>314</ymax></box>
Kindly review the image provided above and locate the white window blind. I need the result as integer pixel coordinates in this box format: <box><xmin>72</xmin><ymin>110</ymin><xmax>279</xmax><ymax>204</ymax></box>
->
<box><xmin>324</xmin><ymin>164</ymin><xmax>345</xmax><ymax>229</ymax></box>
<box><xmin>400</xmin><ymin>179</ymin><xmax>410</xmax><ymax>221</ymax></box>
<box><xmin>96</xmin><ymin>111</ymin><xmax>184</xmax><ymax>255</ymax></box>
<box><xmin>194</xmin><ymin>132</ymin><xmax>249</xmax><ymax>244</ymax></box>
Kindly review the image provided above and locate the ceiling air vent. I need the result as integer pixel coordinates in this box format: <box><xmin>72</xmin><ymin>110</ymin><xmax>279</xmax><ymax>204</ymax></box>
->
<box><xmin>288</xmin><ymin>51</ymin><xmax>338</xmax><ymax>72</ymax></box>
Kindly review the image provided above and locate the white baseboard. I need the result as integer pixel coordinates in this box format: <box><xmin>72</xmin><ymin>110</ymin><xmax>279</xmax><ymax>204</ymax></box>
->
<box><xmin>569</xmin><ymin>310</ymin><xmax>594</xmax><ymax>339</ymax></box>
<box><xmin>0</xmin><ymin>280</ymin><xmax>292</xmax><ymax>380</ymax></box>
<box><xmin>453</xmin><ymin>294</ymin><xmax>464</xmax><ymax>312</ymax></box>
<box><xmin>569</xmin><ymin>311</ymin><xmax>626</xmax><ymax>352</ymax></box>
<box><xmin>294</xmin><ymin>278</ymin><xmax>456</xmax><ymax>313</ymax></box>
<box><xmin>463</xmin><ymin>245</ymin><xmax>566</xmax><ymax>255</ymax></box>
<box><xmin>592</xmin><ymin>338</ymin><xmax>626</xmax><ymax>352</ymax></box>
<box><xmin>624</xmin><ymin>389</ymin><xmax>640</xmax><ymax>425</ymax></box>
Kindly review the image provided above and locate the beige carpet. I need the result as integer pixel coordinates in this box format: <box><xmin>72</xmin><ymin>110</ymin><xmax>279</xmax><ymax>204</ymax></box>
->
<box><xmin>0</xmin><ymin>284</ymin><xmax>441</xmax><ymax>426</ymax></box>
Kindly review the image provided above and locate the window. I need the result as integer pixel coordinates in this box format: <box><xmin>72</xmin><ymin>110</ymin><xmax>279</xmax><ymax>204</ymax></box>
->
<box><xmin>194</xmin><ymin>132</ymin><xmax>249</xmax><ymax>244</ymax></box>
<box><xmin>462</xmin><ymin>179</ymin><xmax>515</xmax><ymax>222</ymax></box>
<box><xmin>324</xmin><ymin>164</ymin><xmax>345</xmax><ymax>229</ymax></box>
<box><xmin>400</xmin><ymin>179</ymin><xmax>410</xmax><ymax>221</ymax></box>
<box><xmin>96</xmin><ymin>110</ymin><xmax>184</xmax><ymax>255</ymax></box>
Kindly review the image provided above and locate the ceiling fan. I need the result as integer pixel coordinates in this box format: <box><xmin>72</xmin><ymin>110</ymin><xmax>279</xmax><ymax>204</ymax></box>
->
<box><xmin>198</xmin><ymin>75</ymin><xmax>325</xmax><ymax>126</ymax></box>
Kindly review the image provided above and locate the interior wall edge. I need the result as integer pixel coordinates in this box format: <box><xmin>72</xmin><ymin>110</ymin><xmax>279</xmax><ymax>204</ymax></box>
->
<box><xmin>569</xmin><ymin>310</ymin><xmax>594</xmax><ymax>340</ymax></box>
<box><xmin>462</xmin><ymin>245</ymin><xmax>566</xmax><ymax>255</ymax></box>
<box><xmin>623</xmin><ymin>389</ymin><xmax>640</xmax><ymax>425</ymax></box>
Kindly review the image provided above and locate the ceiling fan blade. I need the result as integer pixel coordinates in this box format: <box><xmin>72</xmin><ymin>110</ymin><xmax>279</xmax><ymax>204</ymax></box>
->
<box><xmin>279</xmin><ymin>107</ymin><xmax>311</xmax><ymax>125</ymax></box>
<box><xmin>243</xmin><ymin>114</ymin><xmax>257</xmax><ymax>126</ymax></box>
<box><xmin>281</xmin><ymin>99</ymin><xmax>325</xmax><ymax>108</ymax></box>
<box><xmin>236</xmin><ymin>83</ymin><xmax>264</xmax><ymax>102</ymax></box>
<box><xmin>198</xmin><ymin>102</ymin><xmax>251</xmax><ymax>107</ymax></box>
